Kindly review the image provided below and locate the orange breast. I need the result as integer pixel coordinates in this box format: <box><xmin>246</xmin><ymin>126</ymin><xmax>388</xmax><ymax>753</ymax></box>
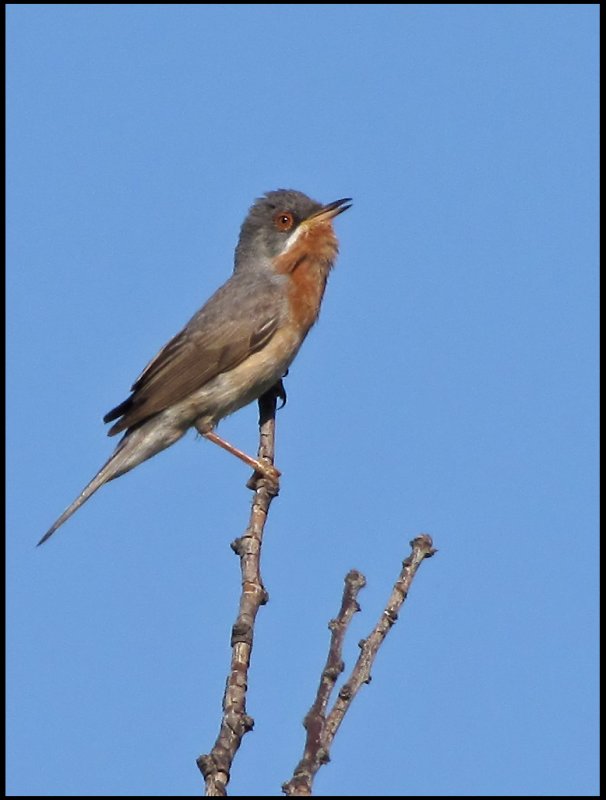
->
<box><xmin>275</xmin><ymin>222</ymin><xmax>339</xmax><ymax>333</ymax></box>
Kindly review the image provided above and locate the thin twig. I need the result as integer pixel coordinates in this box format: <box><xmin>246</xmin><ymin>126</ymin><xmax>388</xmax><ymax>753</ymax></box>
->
<box><xmin>283</xmin><ymin>534</ymin><xmax>436</xmax><ymax>796</ymax></box>
<box><xmin>283</xmin><ymin>570</ymin><xmax>366</xmax><ymax>796</ymax></box>
<box><xmin>197</xmin><ymin>388</ymin><xmax>281</xmax><ymax>796</ymax></box>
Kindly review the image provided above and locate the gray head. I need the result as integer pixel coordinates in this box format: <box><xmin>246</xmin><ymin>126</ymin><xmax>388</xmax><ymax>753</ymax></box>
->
<box><xmin>234</xmin><ymin>189</ymin><xmax>351</xmax><ymax>272</ymax></box>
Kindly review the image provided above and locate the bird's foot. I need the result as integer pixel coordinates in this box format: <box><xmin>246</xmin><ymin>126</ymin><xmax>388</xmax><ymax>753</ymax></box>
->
<box><xmin>246</xmin><ymin>461</ymin><xmax>281</xmax><ymax>491</ymax></box>
<box><xmin>275</xmin><ymin>378</ymin><xmax>287</xmax><ymax>409</ymax></box>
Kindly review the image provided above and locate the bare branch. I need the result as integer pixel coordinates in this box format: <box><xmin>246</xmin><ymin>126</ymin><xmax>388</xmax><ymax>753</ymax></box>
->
<box><xmin>283</xmin><ymin>534</ymin><xmax>436</xmax><ymax>796</ymax></box>
<box><xmin>197</xmin><ymin>388</ymin><xmax>281</xmax><ymax>796</ymax></box>
<box><xmin>283</xmin><ymin>570</ymin><xmax>366</xmax><ymax>796</ymax></box>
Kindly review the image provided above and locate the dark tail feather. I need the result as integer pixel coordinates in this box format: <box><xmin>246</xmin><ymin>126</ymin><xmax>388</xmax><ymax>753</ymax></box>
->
<box><xmin>103</xmin><ymin>397</ymin><xmax>132</xmax><ymax>424</ymax></box>
<box><xmin>103</xmin><ymin>396</ymin><xmax>148</xmax><ymax>437</ymax></box>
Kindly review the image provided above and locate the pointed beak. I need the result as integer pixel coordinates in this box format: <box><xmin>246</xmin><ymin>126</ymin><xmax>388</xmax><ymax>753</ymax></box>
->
<box><xmin>304</xmin><ymin>197</ymin><xmax>352</xmax><ymax>226</ymax></box>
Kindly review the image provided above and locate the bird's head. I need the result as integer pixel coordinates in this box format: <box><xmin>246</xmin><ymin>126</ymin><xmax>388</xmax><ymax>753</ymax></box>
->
<box><xmin>234</xmin><ymin>189</ymin><xmax>351</xmax><ymax>273</ymax></box>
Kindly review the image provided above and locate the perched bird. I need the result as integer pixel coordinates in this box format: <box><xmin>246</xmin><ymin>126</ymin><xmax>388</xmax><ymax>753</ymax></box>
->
<box><xmin>39</xmin><ymin>189</ymin><xmax>351</xmax><ymax>545</ymax></box>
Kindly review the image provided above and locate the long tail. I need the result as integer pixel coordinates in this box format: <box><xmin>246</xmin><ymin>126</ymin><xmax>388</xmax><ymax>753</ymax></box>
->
<box><xmin>38</xmin><ymin>416</ymin><xmax>186</xmax><ymax>546</ymax></box>
<box><xmin>37</xmin><ymin>454</ymin><xmax>123</xmax><ymax>546</ymax></box>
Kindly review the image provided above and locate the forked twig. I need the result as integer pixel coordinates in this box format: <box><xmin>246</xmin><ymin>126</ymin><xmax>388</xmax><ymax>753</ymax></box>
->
<box><xmin>283</xmin><ymin>534</ymin><xmax>436</xmax><ymax>796</ymax></box>
<box><xmin>197</xmin><ymin>388</ymin><xmax>281</xmax><ymax>796</ymax></box>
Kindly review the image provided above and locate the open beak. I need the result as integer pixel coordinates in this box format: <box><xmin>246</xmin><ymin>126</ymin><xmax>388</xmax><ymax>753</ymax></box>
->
<box><xmin>305</xmin><ymin>197</ymin><xmax>352</xmax><ymax>226</ymax></box>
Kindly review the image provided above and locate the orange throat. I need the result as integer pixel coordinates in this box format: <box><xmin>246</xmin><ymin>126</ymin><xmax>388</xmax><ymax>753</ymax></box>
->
<box><xmin>275</xmin><ymin>222</ymin><xmax>339</xmax><ymax>332</ymax></box>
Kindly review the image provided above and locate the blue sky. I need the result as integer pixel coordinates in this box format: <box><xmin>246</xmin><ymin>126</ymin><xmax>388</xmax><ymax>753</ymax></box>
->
<box><xmin>7</xmin><ymin>5</ymin><xmax>599</xmax><ymax>797</ymax></box>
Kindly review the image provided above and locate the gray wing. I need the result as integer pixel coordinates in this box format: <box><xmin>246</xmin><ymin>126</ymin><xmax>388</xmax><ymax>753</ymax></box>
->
<box><xmin>104</xmin><ymin>273</ymin><xmax>283</xmax><ymax>435</ymax></box>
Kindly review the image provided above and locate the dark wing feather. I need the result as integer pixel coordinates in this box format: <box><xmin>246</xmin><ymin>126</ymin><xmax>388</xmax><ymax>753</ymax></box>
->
<box><xmin>104</xmin><ymin>274</ymin><xmax>283</xmax><ymax>435</ymax></box>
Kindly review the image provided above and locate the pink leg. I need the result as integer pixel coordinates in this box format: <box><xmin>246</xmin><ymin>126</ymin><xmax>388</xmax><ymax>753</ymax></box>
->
<box><xmin>202</xmin><ymin>430</ymin><xmax>280</xmax><ymax>482</ymax></box>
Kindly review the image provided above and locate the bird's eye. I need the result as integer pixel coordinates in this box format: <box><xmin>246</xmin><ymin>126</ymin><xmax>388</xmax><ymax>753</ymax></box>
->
<box><xmin>273</xmin><ymin>211</ymin><xmax>295</xmax><ymax>232</ymax></box>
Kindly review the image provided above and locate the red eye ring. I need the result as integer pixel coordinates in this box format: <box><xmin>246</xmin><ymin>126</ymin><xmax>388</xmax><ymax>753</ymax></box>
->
<box><xmin>273</xmin><ymin>211</ymin><xmax>295</xmax><ymax>232</ymax></box>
